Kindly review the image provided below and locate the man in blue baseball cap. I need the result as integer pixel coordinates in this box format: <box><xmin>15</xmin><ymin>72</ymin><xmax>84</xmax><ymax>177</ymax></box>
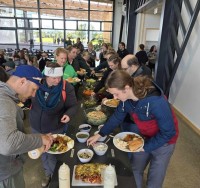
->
<box><xmin>11</xmin><ymin>65</ymin><xmax>43</xmax><ymax>102</ymax></box>
<box><xmin>0</xmin><ymin>65</ymin><xmax>54</xmax><ymax>188</ymax></box>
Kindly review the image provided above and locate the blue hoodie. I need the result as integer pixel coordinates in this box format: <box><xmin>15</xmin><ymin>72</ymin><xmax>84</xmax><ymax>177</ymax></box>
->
<box><xmin>99</xmin><ymin>88</ymin><xmax>178</xmax><ymax>152</ymax></box>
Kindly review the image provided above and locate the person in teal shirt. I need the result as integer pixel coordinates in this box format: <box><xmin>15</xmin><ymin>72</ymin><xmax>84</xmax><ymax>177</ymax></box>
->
<box><xmin>63</xmin><ymin>63</ymin><xmax>77</xmax><ymax>79</ymax></box>
<box><xmin>54</xmin><ymin>47</ymin><xmax>77</xmax><ymax>79</ymax></box>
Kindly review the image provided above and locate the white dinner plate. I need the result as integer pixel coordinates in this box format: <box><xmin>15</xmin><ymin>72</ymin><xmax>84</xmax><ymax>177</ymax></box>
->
<box><xmin>66</xmin><ymin>77</ymin><xmax>81</xmax><ymax>83</ymax></box>
<box><xmin>113</xmin><ymin>132</ymin><xmax>144</xmax><ymax>152</ymax></box>
<box><xmin>47</xmin><ymin>134</ymin><xmax>74</xmax><ymax>154</ymax></box>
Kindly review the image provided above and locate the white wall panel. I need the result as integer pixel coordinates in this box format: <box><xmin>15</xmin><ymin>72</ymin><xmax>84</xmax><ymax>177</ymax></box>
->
<box><xmin>169</xmin><ymin>0</ymin><xmax>200</xmax><ymax>129</ymax></box>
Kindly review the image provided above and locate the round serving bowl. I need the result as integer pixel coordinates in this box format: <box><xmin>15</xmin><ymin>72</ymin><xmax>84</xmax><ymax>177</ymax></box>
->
<box><xmin>94</xmin><ymin>131</ymin><xmax>107</xmax><ymax>142</ymax></box>
<box><xmin>84</xmin><ymin>108</ymin><xmax>107</xmax><ymax>126</ymax></box>
<box><xmin>82</xmin><ymin>98</ymin><xmax>97</xmax><ymax>109</ymax></box>
<box><xmin>76</xmin><ymin>132</ymin><xmax>89</xmax><ymax>143</ymax></box>
<box><xmin>85</xmin><ymin>79</ymin><xmax>96</xmax><ymax>88</ymax></box>
<box><xmin>93</xmin><ymin>142</ymin><xmax>108</xmax><ymax>156</ymax></box>
<box><xmin>77</xmin><ymin>149</ymin><xmax>94</xmax><ymax>163</ymax></box>
<box><xmin>78</xmin><ymin>124</ymin><xmax>92</xmax><ymax>133</ymax></box>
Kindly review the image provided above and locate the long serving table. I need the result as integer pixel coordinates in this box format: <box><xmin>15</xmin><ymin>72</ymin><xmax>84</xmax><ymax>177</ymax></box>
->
<box><xmin>49</xmin><ymin>104</ymin><xmax>136</xmax><ymax>188</ymax></box>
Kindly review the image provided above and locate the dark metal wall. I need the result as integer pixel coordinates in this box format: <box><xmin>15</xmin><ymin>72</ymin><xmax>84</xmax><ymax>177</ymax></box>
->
<box><xmin>118</xmin><ymin>0</ymin><xmax>137</xmax><ymax>53</ymax></box>
<box><xmin>126</xmin><ymin>0</ymin><xmax>138</xmax><ymax>53</ymax></box>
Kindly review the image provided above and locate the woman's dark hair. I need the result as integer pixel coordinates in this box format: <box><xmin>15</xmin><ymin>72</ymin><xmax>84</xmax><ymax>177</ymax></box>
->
<box><xmin>105</xmin><ymin>49</ymin><xmax>117</xmax><ymax>57</ymax></box>
<box><xmin>106</xmin><ymin>70</ymin><xmax>155</xmax><ymax>99</ymax></box>
<box><xmin>106</xmin><ymin>70</ymin><xmax>133</xmax><ymax>90</ymax></box>
<box><xmin>102</xmin><ymin>43</ymin><xmax>108</xmax><ymax>49</ymax></box>
<box><xmin>0</xmin><ymin>67</ymin><xmax>9</xmax><ymax>82</ymax></box>
<box><xmin>139</xmin><ymin>44</ymin><xmax>145</xmax><ymax>50</ymax></box>
<box><xmin>119</xmin><ymin>42</ymin><xmax>125</xmax><ymax>47</ymax></box>
<box><xmin>132</xmin><ymin>75</ymin><xmax>155</xmax><ymax>99</ymax></box>
<box><xmin>149</xmin><ymin>45</ymin><xmax>156</xmax><ymax>52</ymax></box>
<box><xmin>107</xmin><ymin>54</ymin><xmax>121</xmax><ymax>69</ymax></box>
<box><xmin>66</xmin><ymin>45</ymin><xmax>78</xmax><ymax>52</ymax></box>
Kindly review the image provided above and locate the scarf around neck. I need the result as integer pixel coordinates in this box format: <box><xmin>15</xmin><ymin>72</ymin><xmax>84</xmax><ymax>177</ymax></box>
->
<box><xmin>36</xmin><ymin>80</ymin><xmax>63</xmax><ymax>110</ymax></box>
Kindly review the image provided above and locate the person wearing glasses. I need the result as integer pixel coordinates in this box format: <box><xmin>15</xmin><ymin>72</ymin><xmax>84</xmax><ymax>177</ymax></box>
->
<box><xmin>29</xmin><ymin>62</ymin><xmax>78</xmax><ymax>187</ymax></box>
<box><xmin>0</xmin><ymin>65</ymin><xmax>53</xmax><ymax>188</ymax></box>
<box><xmin>121</xmin><ymin>54</ymin><xmax>151</xmax><ymax>77</ymax></box>
<box><xmin>87</xmin><ymin>70</ymin><xmax>179</xmax><ymax>188</ymax></box>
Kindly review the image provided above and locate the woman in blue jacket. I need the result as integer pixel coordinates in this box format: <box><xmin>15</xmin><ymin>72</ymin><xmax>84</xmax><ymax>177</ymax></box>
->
<box><xmin>87</xmin><ymin>70</ymin><xmax>178</xmax><ymax>188</ymax></box>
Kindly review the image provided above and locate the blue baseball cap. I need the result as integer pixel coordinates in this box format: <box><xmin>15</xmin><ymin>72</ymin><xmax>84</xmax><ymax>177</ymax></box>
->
<box><xmin>12</xmin><ymin>65</ymin><xmax>43</xmax><ymax>87</ymax></box>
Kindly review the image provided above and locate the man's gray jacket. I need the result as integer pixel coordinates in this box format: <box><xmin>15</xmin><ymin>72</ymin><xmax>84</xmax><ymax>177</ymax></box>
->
<box><xmin>0</xmin><ymin>81</ymin><xmax>43</xmax><ymax>181</ymax></box>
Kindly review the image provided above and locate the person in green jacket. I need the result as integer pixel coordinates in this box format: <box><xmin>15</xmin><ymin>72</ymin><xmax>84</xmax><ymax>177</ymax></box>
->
<box><xmin>54</xmin><ymin>47</ymin><xmax>77</xmax><ymax>79</ymax></box>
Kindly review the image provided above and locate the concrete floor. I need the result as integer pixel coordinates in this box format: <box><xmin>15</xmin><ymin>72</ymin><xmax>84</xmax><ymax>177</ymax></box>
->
<box><xmin>23</xmin><ymin>108</ymin><xmax>200</xmax><ymax>188</ymax></box>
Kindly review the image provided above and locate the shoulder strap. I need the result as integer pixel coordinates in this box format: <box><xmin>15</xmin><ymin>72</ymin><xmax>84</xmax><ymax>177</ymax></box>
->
<box><xmin>62</xmin><ymin>80</ymin><xmax>67</xmax><ymax>102</ymax></box>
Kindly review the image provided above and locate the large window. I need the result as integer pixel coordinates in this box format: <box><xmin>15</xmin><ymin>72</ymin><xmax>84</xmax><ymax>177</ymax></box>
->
<box><xmin>0</xmin><ymin>0</ymin><xmax>114</xmax><ymax>50</ymax></box>
<box><xmin>17</xmin><ymin>29</ymin><xmax>40</xmax><ymax>50</ymax></box>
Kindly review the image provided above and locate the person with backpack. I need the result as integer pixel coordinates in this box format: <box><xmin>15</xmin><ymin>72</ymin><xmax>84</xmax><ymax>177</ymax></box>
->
<box><xmin>29</xmin><ymin>62</ymin><xmax>78</xmax><ymax>187</ymax></box>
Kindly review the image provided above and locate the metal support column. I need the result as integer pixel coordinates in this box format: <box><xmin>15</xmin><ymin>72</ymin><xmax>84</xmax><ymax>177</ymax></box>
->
<box><xmin>155</xmin><ymin>0</ymin><xmax>181</xmax><ymax>93</ymax></box>
<box><xmin>37</xmin><ymin>0</ymin><xmax>42</xmax><ymax>51</ymax></box>
<box><xmin>126</xmin><ymin>0</ymin><xmax>137</xmax><ymax>53</ymax></box>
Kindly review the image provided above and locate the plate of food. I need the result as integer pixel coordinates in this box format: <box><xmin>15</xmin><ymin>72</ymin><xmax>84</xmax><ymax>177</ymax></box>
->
<box><xmin>102</xmin><ymin>99</ymin><xmax>120</xmax><ymax>108</ymax></box>
<box><xmin>47</xmin><ymin>134</ymin><xmax>74</xmax><ymax>154</ymax></box>
<box><xmin>80</xmin><ymin>68</ymin><xmax>87</xmax><ymax>75</ymax></box>
<box><xmin>66</xmin><ymin>77</ymin><xmax>81</xmax><ymax>83</ymax></box>
<box><xmin>113</xmin><ymin>132</ymin><xmax>144</xmax><ymax>152</ymax></box>
<box><xmin>72</xmin><ymin>163</ymin><xmax>117</xmax><ymax>186</ymax></box>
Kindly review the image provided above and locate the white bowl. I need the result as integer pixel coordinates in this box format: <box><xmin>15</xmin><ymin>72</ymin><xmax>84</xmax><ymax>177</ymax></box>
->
<box><xmin>76</xmin><ymin>132</ymin><xmax>89</xmax><ymax>143</ymax></box>
<box><xmin>94</xmin><ymin>131</ymin><xmax>107</xmax><ymax>142</ymax></box>
<box><xmin>93</xmin><ymin>142</ymin><xmax>108</xmax><ymax>156</ymax></box>
<box><xmin>98</xmin><ymin>124</ymin><xmax>104</xmax><ymax>130</ymax></box>
<box><xmin>78</xmin><ymin>124</ymin><xmax>92</xmax><ymax>132</ymax></box>
<box><xmin>77</xmin><ymin>149</ymin><xmax>94</xmax><ymax>163</ymax></box>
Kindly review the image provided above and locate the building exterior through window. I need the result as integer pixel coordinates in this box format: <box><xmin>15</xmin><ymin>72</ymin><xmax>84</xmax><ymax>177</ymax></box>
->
<box><xmin>0</xmin><ymin>0</ymin><xmax>114</xmax><ymax>51</ymax></box>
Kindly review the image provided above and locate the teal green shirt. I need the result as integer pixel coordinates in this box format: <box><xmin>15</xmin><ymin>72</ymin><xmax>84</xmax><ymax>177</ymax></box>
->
<box><xmin>63</xmin><ymin>62</ymin><xmax>77</xmax><ymax>79</ymax></box>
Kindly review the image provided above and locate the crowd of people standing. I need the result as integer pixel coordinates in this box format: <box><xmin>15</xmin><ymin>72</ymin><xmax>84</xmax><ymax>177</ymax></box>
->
<box><xmin>0</xmin><ymin>39</ymin><xmax>178</xmax><ymax>188</ymax></box>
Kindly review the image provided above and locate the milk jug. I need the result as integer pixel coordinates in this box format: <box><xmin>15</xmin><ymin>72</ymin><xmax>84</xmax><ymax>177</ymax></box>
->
<box><xmin>103</xmin><ymin>164</ymin><xmax>115</xmax><ymax>188</ymax></box>
<box><xmin>59</xmin><ymin>163</ymin><xmax>70</xmax><ymax>188</ymax></box>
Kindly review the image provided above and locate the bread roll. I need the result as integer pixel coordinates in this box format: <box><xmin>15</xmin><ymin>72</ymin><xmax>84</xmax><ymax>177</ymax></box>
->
<box><xmin>128</xmin><ymin>138</ymin><xmax>143</xmax><ymax>151</ymax></box>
